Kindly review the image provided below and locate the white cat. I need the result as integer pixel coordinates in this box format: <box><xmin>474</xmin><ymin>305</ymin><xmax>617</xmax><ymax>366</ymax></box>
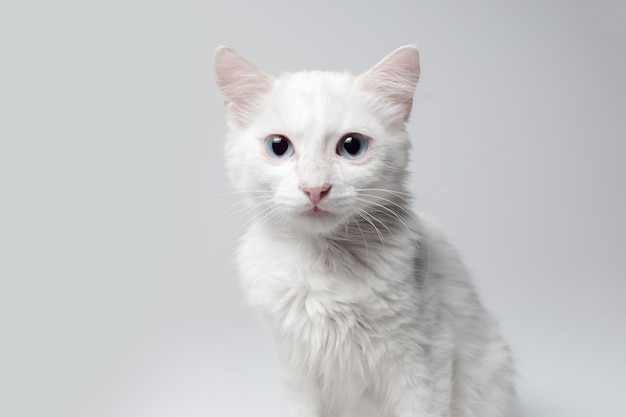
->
<box><xmin>214</xmin><ymin>45</ymin><xmax>516</xmax><ymax>417</ymax></box>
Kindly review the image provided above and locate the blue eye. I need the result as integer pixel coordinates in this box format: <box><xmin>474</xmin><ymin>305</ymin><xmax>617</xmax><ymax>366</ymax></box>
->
<box><xmin>337</xmin><ymin>133</ymin><xmax>369</xmax><ymax>159</ymax></box>
<box><xmin>264</xmin><ymin>135</ymin><xmax>294</xmax><ymax>159</ymax></box>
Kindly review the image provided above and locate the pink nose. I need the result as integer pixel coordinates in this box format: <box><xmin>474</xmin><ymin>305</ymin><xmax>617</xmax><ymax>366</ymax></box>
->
<box><xmin>301</xmin><ymin>185</ymin><xmax>332</xmax><ymax>204</ymax></box>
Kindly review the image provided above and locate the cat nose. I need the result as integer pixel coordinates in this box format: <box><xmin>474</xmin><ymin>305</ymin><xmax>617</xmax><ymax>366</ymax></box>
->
<box><xmin>301</xmin><ymin>184</ymin><xmax>332</xmax><ymax>204</ymax></box>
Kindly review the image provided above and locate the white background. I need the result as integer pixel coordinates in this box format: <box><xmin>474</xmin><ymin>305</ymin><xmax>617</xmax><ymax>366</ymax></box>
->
<box><xmin>1</xmin><ymin>1</ymin><xmax>625</xmax><ymax>416</ymax></box>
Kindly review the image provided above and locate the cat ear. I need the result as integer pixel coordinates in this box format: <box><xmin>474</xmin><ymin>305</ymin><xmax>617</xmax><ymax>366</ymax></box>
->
<box><xmin>358</xmin><ymin>45</ymin><xmax>420</xmax><ymax>123</ymax></box>
<box><xmin>214</xmin><ymin>46</ymin><xmax>274</xmax><ymax>127</ymax></box>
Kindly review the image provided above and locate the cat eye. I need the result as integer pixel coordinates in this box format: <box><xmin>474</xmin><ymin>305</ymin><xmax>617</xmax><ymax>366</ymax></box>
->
<box><xmin>337</xmin><ymin>133</ymin><xmax>369</xmax><ymax>159</ymax></box>
<box><xmin>264</xmin><ymin>135</ymin><xmax>294</xmax><ymax>159</ymax></box>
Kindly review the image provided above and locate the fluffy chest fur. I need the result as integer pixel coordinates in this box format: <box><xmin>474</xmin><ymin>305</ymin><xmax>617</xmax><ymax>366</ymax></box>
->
<box><xmin>237</xmin><ymin>223</ymin><xmax>429</xmax><ymax>378</ymax></box>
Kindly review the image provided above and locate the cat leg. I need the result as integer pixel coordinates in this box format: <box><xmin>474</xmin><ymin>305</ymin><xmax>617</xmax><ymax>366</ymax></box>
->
<box><xmin>471</xmin><ymin>372</ymin><xmax>516</xmax><ymax>417</ymax></box>
<box><xmin>451</xmin><ymin>342</ymin><xmax>516</xmax><ymax>417</ymax></box>
<box><xmin>377</xmin><ymin>357</ymin><xmax>452</xmax><ymax>417</ymax></box>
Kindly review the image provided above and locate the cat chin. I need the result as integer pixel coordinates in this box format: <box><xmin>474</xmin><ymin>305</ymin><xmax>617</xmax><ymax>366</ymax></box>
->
<box><xmin>300</xmin><ymin>207</ymin><xmax>333</xmax><ymax>219</ymax></box>
<box><xmin>286</xmin><ymin>210</ymin><xmax>344</xmax><ymax>235</ymax></box>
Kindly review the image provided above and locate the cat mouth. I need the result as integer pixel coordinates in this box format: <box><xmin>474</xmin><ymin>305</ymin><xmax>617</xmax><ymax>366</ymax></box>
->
<box><xmin>301</xmin><ymin>206</ymin><xmax>333</xmax><ymax>218</ymax></box>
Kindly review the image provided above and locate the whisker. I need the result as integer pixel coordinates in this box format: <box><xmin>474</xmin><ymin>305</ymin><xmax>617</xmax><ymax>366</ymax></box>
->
<box><xmin>356</xmin><ymin>206</ymin><xmax>394</xmax><ymax>246</ymax></box>
<box><xmin>221</xmin><ymin>195</ymin><xmax>272</xmax><ymax>215</ymax></box>
<box><xmin>354</xmin><ymin>188</ymin><xmax>413</xmax><ymax>204</ymax></box>
<box><xmin>355</xmin><ymin>209</ymin><xmax>387</xmax><ymax>251</ymax></box>
<box><xmin>353</xmin><ymin>197</ymin><xmax>414</xmax><ymax>238</ymax></box>
<box><xmin>199</xmin><ymin>189</ymin><xmax>273</xmax><ymax>202</ymax></box>
<box><xmin>353</xmin><ymin>194</ymin><xmax>431</xmax><ymax>293</ymax></box>
<box><xmin>236</xmin><ymin>203</ymin><xmax>279</xmax><ymax>237</ymax></box>
<box><xmin>212</xmin><ymin>204</ymin><xmax>273</xmax><ymax>240</ymax></box>
<box><xmin>354</xmin><ymin>188</ymin><xmax>411</xmax><ymax>196</ymax></box>
<box><xmin>215</xmin><ymin>198</ymin><xmax>273</xmax><ymax>226</ymax></box>
<box><xmin>358</xmin><ymin>193</ymin><xmax>416</xmax><ymax>219</ymax></box>
<box><xmin>256</xmin><ymin>206</ymin><xmax>281</xmax><ymax>229</ymax></box>
<box><xmin>364</xmin><ymin>212</ymin><xmax>392</xmax><ymax>263</ymax></box>
<box><xmin>349</xmin><ymin>213</ymin><xmax>369</xmax><ymax>269</ymax></box>
<box><xmin>355</xmin><ymin>194</ymin><xmax>424</xmax><ymax>257</ymax></box>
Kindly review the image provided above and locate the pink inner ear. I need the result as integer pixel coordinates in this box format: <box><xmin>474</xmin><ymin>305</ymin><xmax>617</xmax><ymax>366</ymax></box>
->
<box><xmin>370</xmin><ymin>49</ymin><xmax>419</xmax><ymax>84</ymax></box>
<box><xmin>215</xmin><ymin>48</ymin><xmax>272</xmax><ymax>103</ymax></box>
<box><xmin>214</xmin><ymin>47</ymin><xmax>273</xmax><ymax>125</ymax></box>
<box><xmin>360</xmin><ymin>46</ymin><xmax>420</xmax><ymax>122</ymax></box>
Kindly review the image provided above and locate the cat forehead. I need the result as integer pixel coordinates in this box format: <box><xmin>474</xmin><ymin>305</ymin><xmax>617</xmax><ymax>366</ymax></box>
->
<box><xmin>274</xmin><ymin>71</ymin><xmax>358</xmax><ymax>98</ymax></box>
<box><xmin>261</xmin><ymin>71</ymin><xmax>375</xmax><ymax>133</ymax></box>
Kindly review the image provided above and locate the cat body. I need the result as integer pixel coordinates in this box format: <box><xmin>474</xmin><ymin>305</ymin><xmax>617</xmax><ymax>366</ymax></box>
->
<box><xmin>215</xmin><ymin>46</ymin><xmax>515</xmax><ymax>417</ymax></box>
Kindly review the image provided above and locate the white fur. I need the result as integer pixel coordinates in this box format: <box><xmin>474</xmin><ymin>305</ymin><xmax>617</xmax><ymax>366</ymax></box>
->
<box><xmin>215</xmin><ymin>46</ymin><xmax>516</xmax><ymax>417</ymax></box>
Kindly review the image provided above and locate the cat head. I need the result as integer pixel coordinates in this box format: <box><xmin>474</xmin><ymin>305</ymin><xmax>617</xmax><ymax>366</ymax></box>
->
<box><xmin>215</xmin><ymin>46</ymin><xmax>420</xmax><ymax>235</ymax></box>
